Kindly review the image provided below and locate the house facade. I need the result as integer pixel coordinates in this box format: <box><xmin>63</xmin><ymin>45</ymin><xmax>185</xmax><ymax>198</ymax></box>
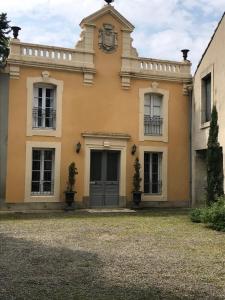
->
<box><xmin>192</xmin><ymin>13</ymin><xmax>225</xmax><ymax>206</ymax></box>
<box><xmin>1</xmin><ymin>3</ymin><xmax>192</xmax><ymax>209</ymax></box>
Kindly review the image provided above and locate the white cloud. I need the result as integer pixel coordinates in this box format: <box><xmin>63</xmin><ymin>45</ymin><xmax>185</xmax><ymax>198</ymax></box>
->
<box><xmin>1</xmin><ymin>0</ymin><xmax>224</xmax><ymax>72</ymax></box>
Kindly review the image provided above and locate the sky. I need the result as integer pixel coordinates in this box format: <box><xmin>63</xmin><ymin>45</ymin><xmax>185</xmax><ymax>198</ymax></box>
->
<box><xmin>1</xmin><ymin>0</ymin><xmax>225</xmax><ymax>71</ymax></box>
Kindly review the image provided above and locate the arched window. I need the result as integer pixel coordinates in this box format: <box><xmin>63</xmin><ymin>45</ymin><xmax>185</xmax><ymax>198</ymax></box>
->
<box><xmin>33</xmin><ymin>83</ymin><xmax>56</xmax><ymax>129</ymax></box>
<box><xmin>144</xmin><ymin>93</ymin><xmax>163</xmax><ymax>136</ymax></box>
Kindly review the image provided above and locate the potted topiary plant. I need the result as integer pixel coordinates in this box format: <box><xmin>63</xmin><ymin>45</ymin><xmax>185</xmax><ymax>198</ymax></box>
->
<box><xmin>132</xmin><ymin>157</ymin><xmax>142</xmax><ymax>206</ymax></box>
<box><xmin>65</xmin><ymin>162</ymin><xmax>78</xmax><ymax>208</ymax></box>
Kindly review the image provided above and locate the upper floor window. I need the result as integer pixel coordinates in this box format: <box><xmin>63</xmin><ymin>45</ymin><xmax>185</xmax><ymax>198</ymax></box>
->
<box><xmin>144</xmin><ymin>93</ymin><xmax>163</xmax><ymax>136</ymax></box>
<box><xmin>33</xmin><ymin>84</ymin><xmax>56</xmax><ymax>129</ymax></box>
<box><xmin>201</xmin><ymin>73</ymin><xmax>211</xmax><ymax>123</ymax></box>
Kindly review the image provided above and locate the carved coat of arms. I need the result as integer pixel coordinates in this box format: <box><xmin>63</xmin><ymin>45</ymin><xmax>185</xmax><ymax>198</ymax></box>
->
<box><xmin>99</xmin><ymin>24</ymin><xmax>118</xmax><ymax>53</ymax></box>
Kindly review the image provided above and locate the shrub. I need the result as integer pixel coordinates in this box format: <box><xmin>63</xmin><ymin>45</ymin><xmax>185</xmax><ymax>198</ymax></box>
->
<box><xmin>190</xmin><ymin>208</ymin><xmax>203</xmax><ymax>223</ymax></box>
<box><xmin>203</xmin><ymin>197</ymin><xmax>225</xmax><ymax>231</ymax></box>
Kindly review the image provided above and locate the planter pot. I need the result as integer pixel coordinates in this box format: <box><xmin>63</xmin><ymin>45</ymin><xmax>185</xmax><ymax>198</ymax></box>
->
<box><xmin>65</xmin><ymin>191</ymin><xmax>75</xmax><ymax>207</ymax></box>
<box><xmin>132</xmin><ymin>191</ymin><xmax>142</xmax><ymax>206</ymax></box>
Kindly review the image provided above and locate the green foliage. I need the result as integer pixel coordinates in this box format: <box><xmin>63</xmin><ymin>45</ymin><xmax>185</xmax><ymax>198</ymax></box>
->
<box><xmin>191</xmin><ymin>197</ymin><xmax>225</xmax><ymax>231</ymax></box>
<box><xmin>133</xmin><ymin>157</ymin><xmax>142</xmax><ymax>192</ymax></box>
<box><xmin>190</xmin><ymin>208</ymin><xmax>203</xmax><ymax>223</ymax></box>
<box><xmin>0</xmin><ymin>13</ymin><xmax>11</xmax><ymax>63</ymax></box>
<box><xmin>202</xmin><ymin>197</ymin><xmax>225</xmax><ymax>231</ymax></box>
<box><xmin>66</xmin><ymin>162</ymin><xmax>78</xmax><ymax>192</ymax></box>
<box><xmin>207</xmin><ymin>105</ymin><xmax>224</xmax><ymax>205</ymax></box>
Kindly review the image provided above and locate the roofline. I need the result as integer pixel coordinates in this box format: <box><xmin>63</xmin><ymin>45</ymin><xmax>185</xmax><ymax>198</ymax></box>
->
<box><xmin>194</xmin><ymin>12</ymin><xmax>225</xmax><ymax>75</ymax></box>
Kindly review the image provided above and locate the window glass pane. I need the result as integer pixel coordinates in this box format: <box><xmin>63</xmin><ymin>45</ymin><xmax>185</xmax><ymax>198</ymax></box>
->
<box><xmin>32</xmin><ymin>161</ymin><xmax>40</xmax><ymax>170</ymax></box>
<box><xmin>44</xmin><ymin>161</ymin><xmax>52</xmax><ymax>171</ymax></box>
<box><xmin>107</xmin><ymin>151</ymin><xmax>119</xmax><ymax>181</ymax></box>
<box><xmin>152</xmin><ymin>95</ymin><xmax>162</xmax><ymax>117</ymax></box>
<box><xmin>90</xmin><ymin>151</ymin><xmax>102</xmax><ymax>181</ymax></box>
<box><xmin>202</xmin><ymin>74</ymin><xmax>211</xmax><ymax>123</ymax></box>
<box><xmin>44</xmin><ymin>150</ymin><xmax>53</xmax><ymax>160</ymax></box>
<box><xmin>43</xmin><ymin>182</ymin><xmax>52</xmax><ymax>192</ymax></box>
<box><xmin>31</xmin><ymin>182</ymin><xmax>40</xmax><ymax>193</ymax></box>
<box><xmin>144</xmin><ymin>153</ymin><xmax>150</xmax><ymax>193</ymax></box>
<box><xmin>46</xmin><ymin>88</ymin><xmax>51</xmax><ymax>98</ymax></box>
<box><xmin>44</xmin><ymin>171</ymin><xmax>52</xmax><ymax>181</ymax></box>
<box><xmin>38</xmin><ymin>88</ymin><xmax>42</xmax><ymax>98</ymax></box>
<box><xmin>32</xmin><ymin>171</ymin><xmax>40</xmax><ymax>181</ymax></box>
<box><xmin>33</xmin><ymin>150</ymin><xmax>41</xmax><ymax>160</ymax></box>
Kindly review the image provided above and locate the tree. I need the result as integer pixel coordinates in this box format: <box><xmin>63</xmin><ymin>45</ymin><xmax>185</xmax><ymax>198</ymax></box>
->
<box><xmin>133</xmin><ymin>157</ymin><xmax>141</xmax><ymax>192</ymax></box>
<box><xmin>206</xmin><ymin>105</ymin><xmax>224</xmax><ymax>205</ymax></box>
<box><xmin>0</xmin><ymin>13</ymin><xmax>11</xmax><ymax>64</ymax></box>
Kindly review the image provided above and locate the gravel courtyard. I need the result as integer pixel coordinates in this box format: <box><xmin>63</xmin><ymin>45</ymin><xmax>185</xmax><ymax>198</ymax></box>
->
<box><xmin>0</xmin><ymin>210</ymin><xmax>225</xmax><ymax>300</ymax></box>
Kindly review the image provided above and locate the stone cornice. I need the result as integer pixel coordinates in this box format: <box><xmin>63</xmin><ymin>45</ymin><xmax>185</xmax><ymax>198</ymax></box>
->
<box><xmin>7</xmin><ymin>58</ymin><xmax>96</xmax><ymax>74</ymax></box>
<box><xmin>124</xmin><ymin>72</ymin><xmax>192</xmax><ymax>83</ymax></box>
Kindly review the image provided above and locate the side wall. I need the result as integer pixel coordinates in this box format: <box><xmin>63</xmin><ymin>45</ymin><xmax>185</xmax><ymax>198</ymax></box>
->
<box><xmin>192</xmin><ymin>16</ymin><xmax>225</xmax><ymax>205</ymax></box>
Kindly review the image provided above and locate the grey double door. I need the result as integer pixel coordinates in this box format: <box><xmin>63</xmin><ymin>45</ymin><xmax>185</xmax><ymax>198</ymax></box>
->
<box><xmin>90</xmin><ymin>150</ymin><xmax>120</xmax><ymax>207</ymax></box>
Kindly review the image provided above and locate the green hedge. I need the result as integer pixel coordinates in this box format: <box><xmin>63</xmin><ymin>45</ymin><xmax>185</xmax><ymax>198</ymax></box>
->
<box><xmin>190</xmin><ymin>197</ymin><xmax>225</xmax><ymax>231</ymax></box>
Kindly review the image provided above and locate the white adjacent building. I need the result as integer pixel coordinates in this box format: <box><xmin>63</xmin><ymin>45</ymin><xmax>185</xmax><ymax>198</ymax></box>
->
<box><xmin>192</xmin><ymin>13</ymin><xmax>225</xmax><ymax>206</ymax></box>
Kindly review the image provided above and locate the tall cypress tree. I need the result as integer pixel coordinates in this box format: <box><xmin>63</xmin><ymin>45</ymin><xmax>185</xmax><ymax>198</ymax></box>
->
<box><xmin>0</xmin><ymin>13</ymin><xmax>11</xmax><ymax>64</ymax></box>
<box><xmin>206</xmin><ymin>105</ymin><xmax>224</xmax><ymax>205</ymax></box>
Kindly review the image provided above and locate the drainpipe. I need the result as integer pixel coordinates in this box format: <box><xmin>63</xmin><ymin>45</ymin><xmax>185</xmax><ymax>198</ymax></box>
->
<box><xmin>189</xmin><ymin>85</ymin><xmax>193</xmax><ymax>208</ymax></box>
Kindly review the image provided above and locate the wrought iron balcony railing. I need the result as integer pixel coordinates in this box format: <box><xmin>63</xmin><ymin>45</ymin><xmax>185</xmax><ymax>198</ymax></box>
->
<box><xmin>32</xmin><ymin>107</ymin><xmax>56</xmax><ymax>129</ymax></box>
<box><xmin>144</xmin><ymin>115</ymin><xmax>163</xmax><ymax>136</ymax></box>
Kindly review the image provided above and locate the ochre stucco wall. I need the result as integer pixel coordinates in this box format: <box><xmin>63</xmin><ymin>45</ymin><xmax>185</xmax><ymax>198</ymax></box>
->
<box><xmin>6</xmin><ymin>13</ymin><xmax>190</xmax><ymax>204</ymax></box>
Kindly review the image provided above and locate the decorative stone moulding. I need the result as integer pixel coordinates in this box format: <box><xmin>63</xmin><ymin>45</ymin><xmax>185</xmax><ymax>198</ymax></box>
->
<box><xmin>183</xmin><ymin>83</ymin><xmax>193</xmax><ymax>96</ymax></box>
<box><xmin>98</xmin><ymin>23</ymin><xmax>118</xmax><ymax>53</ymax></box>
<box><xmin>41</xmin><ymin>71</ymin><xmax>50</xmax><ymax>81</ymax></box>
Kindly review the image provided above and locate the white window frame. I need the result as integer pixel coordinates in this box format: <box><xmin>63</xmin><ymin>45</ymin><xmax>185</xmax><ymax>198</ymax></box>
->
<box><xmin>33</xmin><ymin>84</ymin><xmax>56</xmax><ymax>129</ymax></box>
<box><xmin>144</xmin><ymin>93</ymin><xmax>163</xmax><ymax>136</ymax></box>
<box><xmin>139</xmin><ymin>146</ymin><xmax>168</xmax><ymax>201</ymax></box>
<box><xmin>31</xmin><ymin>148</ymin><xmax>55</xmax><ymax>196</ymax></box>
<box><xmin>144</xmin><ymin>152</ymin><xmax>162</xmax><ymax>195</ymax></box>
<box><xmin>25</xmin><ymin>141</ymin><xmax>61</xmax><ymax>202</ymax></box>
<box><xmin>27</xmin><ymin>76</ymin><xmax>63</xmax><ymax>137</ymax></box>
<box><xmin>139</xmin><ymin>86</ymin><xmax>169</xmax><ymax>142</ymax></box>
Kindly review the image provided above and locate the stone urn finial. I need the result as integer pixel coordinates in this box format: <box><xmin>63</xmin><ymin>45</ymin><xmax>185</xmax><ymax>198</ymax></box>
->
<box><xmin>104</xmin><ymin>0</ymin><xmax>114</xmax><ymax>4</ymax></box>
<box><xmin>181</xmin><ymin>49</ymin><xmax>190</xmax><ymax>61</ymax></box>
<box><xmin>11</xmin><ymin>26</ymin><xmax>21</xmax><ymax>39</ymax></box>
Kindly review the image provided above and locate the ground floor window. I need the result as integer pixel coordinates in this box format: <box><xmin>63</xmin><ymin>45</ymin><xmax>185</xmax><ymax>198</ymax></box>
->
<box><xmin>144</xmin><ymin>152</ymin><xmax>162</xmax><ymax>194</ymax></box>
<box><xmin>31</xmin><ymin>148</ymin><xmax>55</xmax><ymax>195</ymax></box>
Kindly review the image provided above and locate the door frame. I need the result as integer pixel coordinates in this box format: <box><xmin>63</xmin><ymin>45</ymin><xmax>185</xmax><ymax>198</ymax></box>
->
<box><xmin>89</xmin><ymin>150</ymin><xmax>120</xmax><ymax>207</ymax></box>
<box><xmin>83</xmin><ymin>134</ymin><xmax>129</xmax><ymax>208</ymax></box>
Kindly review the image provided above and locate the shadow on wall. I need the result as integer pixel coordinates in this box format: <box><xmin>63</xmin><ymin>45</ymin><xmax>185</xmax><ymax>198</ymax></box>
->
<box><xmin>0</xmin><ymin>232</ymin><xmax>220</xmax><ymax>300</ymax></box>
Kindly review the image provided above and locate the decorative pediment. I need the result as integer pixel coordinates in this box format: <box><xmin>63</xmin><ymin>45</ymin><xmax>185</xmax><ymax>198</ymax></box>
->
<box><xmin>80</xmin><ymin>5</ymin><xmax>134</xmax><ymax>32</ymax></box>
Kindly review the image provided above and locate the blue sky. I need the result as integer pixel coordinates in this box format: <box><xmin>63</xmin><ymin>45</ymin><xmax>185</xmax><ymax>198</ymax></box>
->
<box><xmin>1</xmin><ymin>0</ymin><xmax>225</xmax><ymax>71</ymax></box>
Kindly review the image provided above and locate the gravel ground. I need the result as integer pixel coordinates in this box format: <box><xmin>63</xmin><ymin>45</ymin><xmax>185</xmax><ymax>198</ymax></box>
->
<box><xmin>0</xmin><ymin>210</ymin><xmax>225</xmax><ymax>300</ymax></box>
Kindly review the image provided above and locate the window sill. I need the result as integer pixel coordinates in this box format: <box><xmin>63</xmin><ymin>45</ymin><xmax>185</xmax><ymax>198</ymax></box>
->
<box><xmin>27</xmin><ymin>129</ymin><xmax>60</xmax><ymax>137</ymax></box>
<box><xmin>25</xmin><ymin>195</ymin><xmax>59</xmax><ymax>202</ymax></box>
<box><xmin>143</xmin><ymin>135</ymin><xmax>168</xmax><ymax>142</ymax></box>
<box><xmin>142</xmin><ymin>194</ymin><xmax>167</xmax><ymax>201</ymax></box>
<box><xmin>200</xmin><ymin>121</ymin><xmax>210</xmax><ymax>129</ymax></box>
